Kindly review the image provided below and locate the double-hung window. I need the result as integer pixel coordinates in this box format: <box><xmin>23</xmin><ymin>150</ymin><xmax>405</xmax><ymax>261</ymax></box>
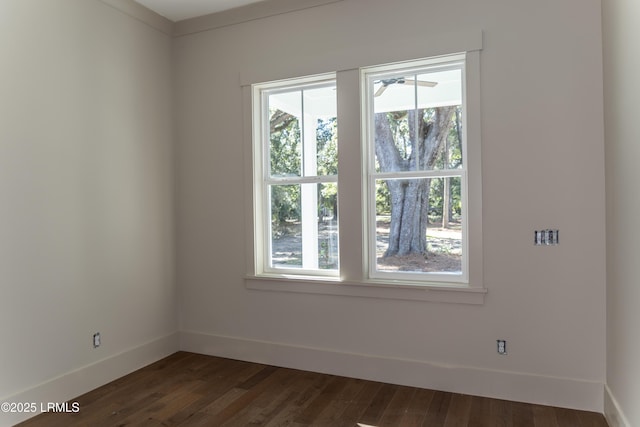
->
<box><xmin>363</xmin><ymin>54</ymin><xmax>468</xmax><ymax>283</ymax></box>
<box><xmin>252</xmin><ymin>74</ymin><xmax>339</xmax><ymax>277</ymax></box>
<box><xmin>250</xmin><ymin>50</ymin><xmax>483</xmax><ymax>301</ymax></box>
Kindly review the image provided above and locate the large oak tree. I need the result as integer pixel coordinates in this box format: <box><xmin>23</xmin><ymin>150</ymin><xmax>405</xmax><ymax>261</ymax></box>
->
<box><xmin>374</xmin><ymin>106</ymin><xmax>457</xmax><ymax>257</ymax></box>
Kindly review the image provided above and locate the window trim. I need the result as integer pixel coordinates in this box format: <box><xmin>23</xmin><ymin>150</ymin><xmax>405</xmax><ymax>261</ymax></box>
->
<box><xmin>243</xmin><ymin>36</ymin><xmax>485</xmax><ymax>304</ymax></box>
<box><xmin>245</xmin><ymin>275</ymin><xmax>486</xmax><ymax>305</ymax></box>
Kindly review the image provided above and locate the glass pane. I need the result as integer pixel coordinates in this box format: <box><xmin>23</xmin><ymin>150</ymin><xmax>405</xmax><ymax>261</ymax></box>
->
<box><xmin>372</xmin><ymin>68</ymin><xmax>463</xmax><ymax>172</ymax></box>
<box><xmin>416</xmin><ymin>68</ymin><xmax>463</xmax><ymax>171</ymax></box>
<box><xmin>373</xmin><ymin>73</ymin><xmax>413</xmax><ymax>173</ymax></box>
<box><xmin>374</xmin><ymin>177</ymin><xmax>462</xmax><ymax>274</ymax></box>
<box><xmin>415</xmin><ymin>69</ymin><xmax>462</xmax><ymax>110</ymax></box>
<box><xmin>303</xmin><ymin>86</ymin><xmax>338</xmax><ymax>177</ymax></box>
<box><xmin>303</xmin><ymin>85</ymin><xmax>338</xmax><ymax>176</ymax></box>
<box><xmin>268</xmin><ymin>91</ymin><xmax>301</xmax><ymax>177</ymax></box>
<box><xmin>373</xmin><ymin>74</ymin><xmax>415</xmax><ymax>115</ymax></box>
<box><xmin>269</xmin><ymin>183</ymin><xmax>339</xmax><ymax>272</ymax></box>
<box><xmin>317</xmin><ymin>183</ymin><xmax>339</xmax><ymax>270</ymax></box>
<box><xmin>270</xmin><ymin>184</ymin><xmax>302</xmax><ymax>268</ymax></box>
<box><xmin>316</xmin><ymin>115</ymin><xmax>338</xmax><ymax>176</ymax></box>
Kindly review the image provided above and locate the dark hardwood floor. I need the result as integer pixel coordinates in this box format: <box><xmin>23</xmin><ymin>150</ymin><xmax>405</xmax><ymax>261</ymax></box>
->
<box><xmin>17</xmin><ymin>351</ymin><xmax>608</xmax><ymax>426</ymax></box>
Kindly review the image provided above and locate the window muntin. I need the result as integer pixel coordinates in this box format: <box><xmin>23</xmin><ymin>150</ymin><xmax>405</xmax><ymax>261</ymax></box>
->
<box><xmin>255</xmin><ymin>76</ymin><xmax>338</xmax><ymax>276</ymax></box>
<box><xmin>364</xmin><ymin>55</ymin><xmax>468</xmax><ymax>283</ymax></box>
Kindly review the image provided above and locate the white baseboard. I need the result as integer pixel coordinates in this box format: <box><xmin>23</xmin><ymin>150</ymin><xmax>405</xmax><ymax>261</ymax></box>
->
<box><xmin>180</xmin><ymin>330</ymin><xmax>604</xmax><ymax>413</ymax></box>
<box><xmin>605</xmin><ymin>385</ymin><xmax>631</xmax><ymax>427</ymax></box>
<box><xmin>0</xmin><ymin>332</ymin><xmax>179</xmax><ymax>427</ymax></box>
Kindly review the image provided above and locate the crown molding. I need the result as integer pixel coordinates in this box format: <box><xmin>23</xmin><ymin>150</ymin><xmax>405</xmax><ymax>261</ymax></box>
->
<box><xmin>174</xmin><ymin>0</ymin><xmax>344</xmax><ymax>37</ymax></box>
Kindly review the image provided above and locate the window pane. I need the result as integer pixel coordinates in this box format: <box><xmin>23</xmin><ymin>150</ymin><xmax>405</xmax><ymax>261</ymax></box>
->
<box><xmin>317</xmin><ymin>183</ymin><xmax>339</xmax><ymax>270</ymax></box>
<box><xmin>304</xmin><ymin>86</ymin><xmax>338</xmax><ymax>177</ymax></box>
<box><xmin>372</xmin><ymin>68</ymin><xmax>463</xmax><ymax>172</ymax></box>
<box><xmin>269</xmin><ymin>183</ymin><xmax>339</xmax><ymax>271</ymax></box>
<box><xmin>270</xmin><ymin>184</ymin><xmax>301</xmax><ymax>268</ymax></box>
<box><xmin>374</xmin><ymin>177</ymin><xmax>462</xmax><ymax>274</ymax></box>
<box><xmin>416</xmin><ymin>69</ymin><xmax>463</xmax><ymax>171</ymax></box>
<box><xmin>268</xmin><ymin>86</ymin><xmax>337</xmax><ymax>179</ymax></box>
<box><xmin>316</xmin><ymin>115</ymin><xmax>338</xmax><ymax>176</ymax></box>
<box><xmin>269</xmin><ymin>91</ymin><xmax>301</xmax><ymax>177</ymax></box>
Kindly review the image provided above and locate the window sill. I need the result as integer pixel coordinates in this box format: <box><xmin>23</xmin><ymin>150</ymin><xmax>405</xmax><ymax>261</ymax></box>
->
<box><xmin>244</xmin><ymin>275</ymin><xmax>486</xmax><ymax>305</ymax></box>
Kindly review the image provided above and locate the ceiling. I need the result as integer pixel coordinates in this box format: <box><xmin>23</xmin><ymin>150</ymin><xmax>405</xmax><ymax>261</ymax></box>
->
<box><xmin>133</xmin><ymin>0</ymin><xmax>267</xmax><ymax>22</ymax></box>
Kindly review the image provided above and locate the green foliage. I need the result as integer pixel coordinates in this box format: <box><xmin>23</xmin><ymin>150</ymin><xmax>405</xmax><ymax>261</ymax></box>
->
<box><xmin>269</xmin><ymin>108</ymin><xmax>301</xmax><ymax>226</ymax></box>
<box><xmin>269</xmin><ymin>109</ymin><xmax>301</xmax><ymax>177</ymax></box>
<box><xmin>269</xmin><ymin>110</ymin><xmax>338</xmax><ymax>226</ymax></box>
<box><xmin>376</xmin><ymin>182</ymin><xmax>391</xmax><ymax>215</ymax></box>
<box><xmin>317</xmin><ymin>117</ymin><xmax>338</xmax><ymax>175</ymax></box>
<box><xmin>428</xmin><ymin>177</ymin><xmax>462</xmax><ymax>222</ymax></box>
<box><xmin>270</xmin><ymin>185</ymin><xmax>300</xmax><ymax>229</ymax></box>
<box><xmin>316</xmin><ymin>117</ymin><xmax>338</xmax><ymax>217</ymax></box>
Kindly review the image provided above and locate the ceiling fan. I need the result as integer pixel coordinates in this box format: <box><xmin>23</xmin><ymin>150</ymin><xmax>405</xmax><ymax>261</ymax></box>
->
<box><xmin>374</xmin><ymin>77</ymin><xmax>438</xmax><ymax>97</ymax></box>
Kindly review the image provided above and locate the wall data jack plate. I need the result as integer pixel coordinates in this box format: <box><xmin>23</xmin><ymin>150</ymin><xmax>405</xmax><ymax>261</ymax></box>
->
<box><xmin>534</xmin><ymin>229</ymin><xmax>559</xmax><ymax>246</ymax></box>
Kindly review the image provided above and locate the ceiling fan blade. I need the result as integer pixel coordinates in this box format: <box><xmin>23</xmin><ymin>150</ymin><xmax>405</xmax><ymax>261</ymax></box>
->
<box><xmin>404</xmin><ymin>79</ymin><xmax>438</xmax><ymax>88</ymax></box>
<box><xmin>374</xmin><ymin>85</ymin><xmax>387</xmax><ymax>97</ymax></box>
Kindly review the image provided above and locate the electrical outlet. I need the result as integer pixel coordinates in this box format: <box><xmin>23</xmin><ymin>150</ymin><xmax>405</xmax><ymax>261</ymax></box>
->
<box><xmin>497</xmin><ymin>339</ymin><xmax>507</xmax><ymax>355</ymax></box>
<box><xmin>534</xmin><ymin>229</ymin><xmax>559</xmax><ymax>246</ymax></box>
<box><xmin>93</xmin><ymin>332</ymin><xmax>101</xmax><ymax>348</ymax></box>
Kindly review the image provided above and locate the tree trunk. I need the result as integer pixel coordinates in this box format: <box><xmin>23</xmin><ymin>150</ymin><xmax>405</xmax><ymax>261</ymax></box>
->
<box><xmin>375</xmin><ymin>107</ymin><xmax>456</xmax><ymax>257</ymax></box>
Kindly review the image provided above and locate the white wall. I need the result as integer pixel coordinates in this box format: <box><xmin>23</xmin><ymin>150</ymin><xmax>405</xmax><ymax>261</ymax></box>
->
<box><xmin>0</xmin><ymin>0</ymin><xmax>609</xmax><ymax>421</ymax></box>
<box><xmin>603</xmin><ymin>0</ymin><xmax>640</xmax><ymax>426</ymax></box>
<box><xmin>175</xmin><ymin>0</ymin><xmax>606</xmax><ymax>411</ymax></box>
<box><xmin>0</xmin><ymin>1</ymin><xmax>177</xmax><ymax>424</ymax></box>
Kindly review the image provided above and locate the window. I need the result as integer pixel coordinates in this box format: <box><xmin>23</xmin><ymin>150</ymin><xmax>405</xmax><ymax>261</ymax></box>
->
<box><xmin>363</xmin><ymin>55</ymin><xmax>468</xmax><ymax>283</ymax></box>
<box><xmin>250</xmin><ymin>51</ymin><xmax>483</xmax><ymax>300</ymax></box>
<box><xmin>252</xmin><ymin>74</ymin><xmax>338</xmax><ymax>277</ymax></box>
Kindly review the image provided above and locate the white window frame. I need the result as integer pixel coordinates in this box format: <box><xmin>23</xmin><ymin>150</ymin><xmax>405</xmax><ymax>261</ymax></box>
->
<box><xmin>245</xmin><ymin>35</ymin><xmax>485</xmax><ymax>304</ymax></box>
<box><xmin>362</xmin><ymin>54</ymin><xmax>469</xmax><ymax>284</ymax></box>
<box><xmin>252</xmin><ymin>73</ymin><xmax>339</xmax><ymax>278</ymax></box>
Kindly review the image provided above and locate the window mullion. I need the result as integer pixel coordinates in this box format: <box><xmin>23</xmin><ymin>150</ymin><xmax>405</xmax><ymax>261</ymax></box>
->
<box><xmin>335</xmin><ymin>68</ymin><xmax>363</xmax><ymax>283</ymax></box>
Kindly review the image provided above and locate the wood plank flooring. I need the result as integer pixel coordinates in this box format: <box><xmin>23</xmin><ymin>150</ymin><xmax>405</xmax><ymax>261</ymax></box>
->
<box><xmin>17</xmin><ymin>352</ymin><xmax>608</xmax><ymax>426</ymax></box>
